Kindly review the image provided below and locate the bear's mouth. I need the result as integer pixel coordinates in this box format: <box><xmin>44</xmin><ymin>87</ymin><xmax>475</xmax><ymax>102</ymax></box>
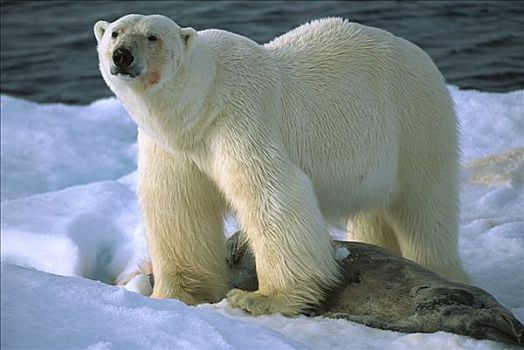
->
<box><xmin>110</xmin><ymin>65</ymin><xmax>140</xmax><ymax>79</ymax></box>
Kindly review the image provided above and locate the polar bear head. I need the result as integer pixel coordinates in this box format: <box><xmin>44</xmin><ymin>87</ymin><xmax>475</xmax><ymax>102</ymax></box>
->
<box><xmin>94</xmin><ymin>14</ymin><xmax>197</xmax><ymax>91</ymax></box>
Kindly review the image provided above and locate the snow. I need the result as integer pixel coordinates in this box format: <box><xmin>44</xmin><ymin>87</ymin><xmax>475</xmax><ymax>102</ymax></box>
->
<box><xmin>335</xmin><ymin>246</ymin><xmax>351</xmax><ymax>261</ymax></box>
<box><xmin>0</xmin><ymin>97</ymin><xmax>137</xmax><ymax>201</ymax></box>
<box><xmin>1</xmin><ymin>87</ymin><xmax>523</xmax><ymax>349</ymax></box>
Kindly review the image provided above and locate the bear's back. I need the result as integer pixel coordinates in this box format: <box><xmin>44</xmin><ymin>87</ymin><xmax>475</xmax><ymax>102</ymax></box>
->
<box><xmin>266</xmin><ymin>18</ymin><xmax>391</xmax><ymax>76</ymax></box>
<box><xmin>265</xmin><ymin>17</ymin><xmax>441</xmax><ymax>92</ymax></box>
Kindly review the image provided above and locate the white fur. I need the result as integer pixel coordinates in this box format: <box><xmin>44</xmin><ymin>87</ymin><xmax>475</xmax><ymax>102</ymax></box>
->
<box><xmin>95</xmin><ymin>15</ymin><xmax>468</xmax><ymax>315</ymax></box>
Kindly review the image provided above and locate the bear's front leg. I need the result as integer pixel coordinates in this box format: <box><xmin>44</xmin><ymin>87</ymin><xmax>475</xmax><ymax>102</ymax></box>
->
<box><xmin>214</xmin><ymin>134</ymin><xmax>342</xmax><ymax>316</ymax></box>
<box><xmin>137</xmin><ymin>132</ymin><xmax>228</xmax><ymax>304</ymax></box>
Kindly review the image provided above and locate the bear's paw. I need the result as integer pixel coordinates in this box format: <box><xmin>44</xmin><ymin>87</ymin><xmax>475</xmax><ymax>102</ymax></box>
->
<box><xmin>227</xmin><ymin>289</ymin><xmax>301</xmax><ymax>316</ymax></box>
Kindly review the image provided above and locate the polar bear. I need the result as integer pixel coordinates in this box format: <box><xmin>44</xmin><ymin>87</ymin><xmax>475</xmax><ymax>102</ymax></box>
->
<box><xmin>94</xmin><ymin>14</ymin><xmax>469</xmax><ymax>316</ymax></box>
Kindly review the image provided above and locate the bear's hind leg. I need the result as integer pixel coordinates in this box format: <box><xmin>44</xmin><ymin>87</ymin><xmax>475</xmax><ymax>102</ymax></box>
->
<box><xmin>387</xmin><ymin>194</ymin><xmax>469</xmax><ymax>283</ymax></box>
<box><xmin>346</xmin><ymin>212</ymin><xmax>401</xmax><ymax>255</ymax></box>
<box><xmin>138</xmin><ymin>132</ymin><xmax>228</xmax><ymax>304</ymax></box>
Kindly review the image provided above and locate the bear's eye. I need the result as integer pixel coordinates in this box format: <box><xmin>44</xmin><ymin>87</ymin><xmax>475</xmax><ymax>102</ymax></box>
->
<box><xmin>111</xmin><ymin>31</ymin><xmax>118</xmax><ymax>38</ymax></box>
<box><xmin>148</xmin><ymin>35</ymin><xmax>158</xmax><ymax>42</ymax></box>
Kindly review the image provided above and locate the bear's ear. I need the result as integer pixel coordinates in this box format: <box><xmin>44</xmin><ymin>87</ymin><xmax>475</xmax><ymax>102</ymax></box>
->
<box><xmin>94</xmin><ymin>21</ymin><xmax>109</xmax><ymax>42</ymax></box>
<box><xmin>180</xmin><ymin>27</ymin><xmax>197</xmax><ymax>49</ymax></box>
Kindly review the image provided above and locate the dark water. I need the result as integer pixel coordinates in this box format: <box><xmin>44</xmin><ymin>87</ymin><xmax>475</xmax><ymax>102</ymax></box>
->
<box><xmin>1</xmin><ymin>1</ymin><xmax>523</xmax><ymax>105</ymax></box>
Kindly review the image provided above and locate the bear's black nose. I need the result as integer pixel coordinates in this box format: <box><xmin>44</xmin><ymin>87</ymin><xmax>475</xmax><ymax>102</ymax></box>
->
<box><xmin>112</xmin><ymin>48</ymin><xmax>134</xmax><ymax>69</ymax></box>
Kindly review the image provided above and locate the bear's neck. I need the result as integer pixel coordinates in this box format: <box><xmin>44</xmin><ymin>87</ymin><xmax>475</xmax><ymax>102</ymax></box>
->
<box><xmin>129</xmin><ymin>40</ymin><xmax>225</xmax><ymax>153</ymax></box>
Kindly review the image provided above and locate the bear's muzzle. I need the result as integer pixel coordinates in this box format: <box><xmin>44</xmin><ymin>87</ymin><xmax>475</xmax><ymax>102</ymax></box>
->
<box><xmin>110</xmin><ymin>47</ymin><xmax>140</xmax><ymax>78</ymax></box>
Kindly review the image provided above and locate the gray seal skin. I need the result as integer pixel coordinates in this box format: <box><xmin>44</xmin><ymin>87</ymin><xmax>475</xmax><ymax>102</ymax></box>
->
<box><xmin>225</xmin><ymin>231</ymin><xmax>524</xmax><ymax>347</ymax></box>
